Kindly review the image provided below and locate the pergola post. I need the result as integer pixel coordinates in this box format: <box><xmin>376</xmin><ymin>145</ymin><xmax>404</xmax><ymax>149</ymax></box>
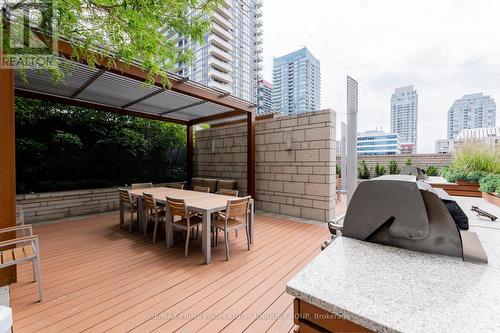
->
<box><xmin>187</xmin><ymin>124</ymin><xmax>193</xmax><ymax>189</ymax></box>
<box><xmin>0</xmin><ymin>64</ymin><xmax>18</xmax><ymax>285</ymax></box>
<box><xmin>247</xmin><ymin>112</ymin><xmax>256</xmax><ymax>198</ymax></box>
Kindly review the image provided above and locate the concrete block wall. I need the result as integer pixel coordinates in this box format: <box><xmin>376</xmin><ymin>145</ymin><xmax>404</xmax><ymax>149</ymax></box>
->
<box><xmin>16</xmin><ymin>187</ymin><xmax>120</xmax><ymax>223</ymax></box>
<box><xmin>336</xmin><ymin>154</ymin><xmax>452</xmax><ymax>178</ymax></box>
<box><xmin>195</xmin><ymin>109</ymin><xmax>336</xmax><ymax>222</ymax></box>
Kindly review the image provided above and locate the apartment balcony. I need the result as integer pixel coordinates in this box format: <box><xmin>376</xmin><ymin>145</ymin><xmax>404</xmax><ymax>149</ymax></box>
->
<box><xmin>209</xmin><ymin>56</ymin><xmax>231</xmax><ymax>73</ymax></box>
<box><xmin>212</xmin><ymin>11</ymin><xmax>232</xmax><ymax>31</ymax></box>
<box><xmin>215</xmin><ymin>5</ymin><xmax>231</xmax><ymax>20</ymax></box>
<box><xmin>256</xmin><ymin>0</ymin><xmax>263</xmax><ymax>8</ymax></box>
<box><xmin>209</xmin><ymin>45</ymin><xmax>233</xmax><ymax>62</ymax></box>
<box><xmin>211</xmin><ymin>23</ymin><xmax>232</xmax><ymax>42</ymax></box>
<box><xmin>208</xmin><ymin>34</ymin><xmax>233</xmax><ymax>52</ymax></box>
<box><xmin>256</xmin><ymin>45</ymin><xmax>263</xmax><ymax>54</ymax></box>
<box><xmin>209</xmin><ymin>68</ymin><xmax>232</xmax><ymax>84</ymax></box>
<box><xmin>208</xmin><ymin>79</ymin><xmax>232</xmax><ymax>93</ymax></box>
<box><xmin>256</xmin><ymin>18</ymin><xmax>263</xmax><ymax>28</ymax></box>
<box><xmin>256</xmin><ymin>29</ymin><xmax>263</xmax><ymax>36</ymax></box>
<box><xmin>256</xmin><ymin>36</ymin><xmax>263</xmax><ymax>45</ymax></box>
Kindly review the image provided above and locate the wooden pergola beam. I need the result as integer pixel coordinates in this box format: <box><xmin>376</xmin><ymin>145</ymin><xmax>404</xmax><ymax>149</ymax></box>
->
<box><xmin>0</xmin><ymin>62</ymin><xmax>17</xmax><ymax>286</ymax></box>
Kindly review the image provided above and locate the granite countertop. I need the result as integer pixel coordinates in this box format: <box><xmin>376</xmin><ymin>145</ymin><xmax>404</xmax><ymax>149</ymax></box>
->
<box><xmin>286</xmin><ymin>197</ymin><xmax>500</xmax><ymax>333</ymax></box>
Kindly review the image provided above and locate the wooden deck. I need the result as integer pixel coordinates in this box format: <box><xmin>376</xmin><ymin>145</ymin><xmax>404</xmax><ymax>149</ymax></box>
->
<box><xmin>11</xmin><ymin>211</ymin><xmax>329</xmax><ymax>332</ymax></box>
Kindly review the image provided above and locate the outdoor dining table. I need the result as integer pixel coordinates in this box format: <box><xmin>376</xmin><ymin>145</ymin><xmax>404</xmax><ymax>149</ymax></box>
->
<box><xmin>126</xmin><ymin>187</ymin><xmax>254</xmax><ymax>264</ymax></box>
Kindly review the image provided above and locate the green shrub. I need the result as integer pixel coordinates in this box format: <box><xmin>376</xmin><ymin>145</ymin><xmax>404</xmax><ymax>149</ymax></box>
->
<box><xmin>405</xmin><ymin>158</ymin><xmax>412</xmax><ymax>166</ymax></box>
<box><xmin>374</xmin><ymin>163</ymin><xmax>386</xmax><ymax>177</ymax></box>
<box><xmin>358</xmin><ymin>160</ymin><xmax>371</xmax><ymax>179</ymax></box>
<box><xmin>388</xmin><ymin>160</ymin><xmax>400</xmax><ymax>175</ymax></box>
<box><xmin>479</xmin><ymin>174</ymin><xmax>500</xmax><ymax>195</ymax></box>
<box><xmin>426</xmin><ymin>166</ymin><xmax>438</xmax><ymax>176</ymax></box>
<box><xmin>336</xmin><ymin>165</ymin><xmax>341</xmax><ymax>176</ymax></box>
<box><xmin>451</xmin><ymin>144</ymin><xmax>499</xmax><ymax>174</ymax></box>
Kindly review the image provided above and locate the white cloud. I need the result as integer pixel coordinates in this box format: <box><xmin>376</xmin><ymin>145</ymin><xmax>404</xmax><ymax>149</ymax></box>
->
<box><xmin>262</xmin><ymin>0</ymin><xmax>500</xmax><ymax>152</ymax></box>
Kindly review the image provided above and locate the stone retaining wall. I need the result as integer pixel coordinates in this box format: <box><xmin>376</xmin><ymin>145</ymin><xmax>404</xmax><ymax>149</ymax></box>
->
<box><xmin>16</xmin><ymin>187</ymin><xmax>120</xmax><ymax>223</ymax></box>
<box><xmin>195</xmin><ymin>109</ymin><xmax>336</xmax><ymax>222</ymax></box>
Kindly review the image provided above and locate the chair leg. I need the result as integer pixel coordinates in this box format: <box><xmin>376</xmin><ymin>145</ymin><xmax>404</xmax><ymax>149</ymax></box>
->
<box><xmin>224</xmin><ymin>230</ymin><xmax>229</xmax><ymax>261</ymax></box>
<box><xmin>34</xmin><ymin>258</ymin><xmax>43</xmax><ymax>302</ymax></box>
<box><xmin>245</xmin><ymin>225</ymin><xmax>250</xmax><ymax>250</ymax></box>
<box><xmin>153</xmin><ymin>219</ymin><xmax>158</xmax><ymax>243</ymax></box>
<box><xmin>184</xmin><ymin>228</ymin><xmax>190</xmax><ymax>257</ymax></box>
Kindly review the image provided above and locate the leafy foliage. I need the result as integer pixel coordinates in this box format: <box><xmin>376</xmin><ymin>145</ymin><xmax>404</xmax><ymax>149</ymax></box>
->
<box><xmin>425</xmin><ymin>165</ymin><xmax>438</xmax><ymax>176</ymax></box>
<box><xmin>15</xmin><ymin>97</ymin><xmax>187</xmax><ymax>193</ymax></box>
<box><xmin>2</xmin><ymin>0</ymin><xmax>222</xmax><ymax>86</ymax></box>
<box><xmin>405</xmin><ymin>158</ymin><xmax>412</xmax><ymax>166</ymax></box>
<box><xmin>336</xmin><ymin>165</ymin><xmax>341</xmax><ymax>176</ymax></box>
<box><xmin>374</xmin><ymin>163</ymin><xmax>386</xmax><ymax>177</ymax></box>
<box><xmin>358</xmin><ymin>160</ymin><xmax>371</xmax><ymax>179</ymax></box>
<box><xmin>479</xmin><ymin>174</ymin><xmax>500</xmax><ymax>196</ymax></box>
<box><xmin>440</xmin><ymin>144</ymin><xmax>499</xmax><ymax>184</ymax></box>
<box><xmin>388</xmin><ymin>160</ymin><xmax>400</xmax><ymax>175</ymax></box>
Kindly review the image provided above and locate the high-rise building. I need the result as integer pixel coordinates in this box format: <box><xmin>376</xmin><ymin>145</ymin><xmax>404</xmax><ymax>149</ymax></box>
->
<box><xmin>437</xmin><ymin>127</ymin><xmax>499</xmax><ymax>153</ymax></box>
<box><xmin>272</xmin><ymin>47</ymin><xmax>321</xmax><ymax>115</ymax></box>
<box><xmin>357</xmin><ymin>130</ymin><xmax>401</xmax><ymax>156</ymax></box>
<box><xmin>175</xmin><ymin>0</ymin><xmax>263</xmax><ymax>103</ymax></box>
<box><xmin>257</xmin><ymin>79</ymin><xmax>272</xmax><ymax>114</ymax></box>
<box><xmin>391</xmin><ymin>85</ymin><xmax>418</xmax><ymax>153</ymax></box>
<box><xmin>447</xmin><ymin>93</ymin><xmax>496</xmax><ymax>139</ymax></box>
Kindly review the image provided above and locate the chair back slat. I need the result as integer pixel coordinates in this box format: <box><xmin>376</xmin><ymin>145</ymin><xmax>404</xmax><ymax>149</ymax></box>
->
<box><xmin>119</xmin><ymin>188</ymin><xmax>132</xmax><ymax>204</ymax></box>
<box><xmin>166</xmin><ymin>197</ymin><xmax>187</xmax><ymax>217</ymax></box>
<box><xmin>194</xmin><ymin>186</ymin><xmax>210</xmax><ymax>193</ymax></box>
<box><xmin>143</xmin><ymin>192</ymin><xmax>157</xmax><ymax>210</ymax></box>
<box><xmin>226</xmin><ymin>196</ymin><xmax>250</xmax><ymax>219</ymax></box>
<box><xmin>168</xmin><ymin>183</ymin><xmax>184</xmax><ymax>190</ymax></box>
<box><xmin>218</xmin><ymin>189</ymin><xmax>239</xmax><ymax>197</ymax></box>
<box><xmin>131</xmin><ymin>182</ymin><xmax>153</xmax><ymax>190</ymax></box>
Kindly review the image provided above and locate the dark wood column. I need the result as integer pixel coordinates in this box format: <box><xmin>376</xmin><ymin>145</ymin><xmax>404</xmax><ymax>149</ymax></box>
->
<box><xmin>0</xmin><ymin>64</ymin><xmax>18</xmax><ymax>285</ymax></box>
<box><xmin>186</xmin><ymin>124</ymin><xmax>193</xmax><ymax>189</ymax></box>
<box><xmin>247</xmin><ymin>111</ymin><xmax>256</xmax><ymax>198</ymax></box>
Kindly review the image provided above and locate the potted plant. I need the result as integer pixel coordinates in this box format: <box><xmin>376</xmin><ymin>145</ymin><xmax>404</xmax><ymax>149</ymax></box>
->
<box><xmin>426</xmin><ymin>165</ymin><xmax>438</xmax><ymax>176</ymax></box>
<box><xmin>479</xmin><ymin>174</ymin><xmax>500</xmax><ymax>206</ymax></box>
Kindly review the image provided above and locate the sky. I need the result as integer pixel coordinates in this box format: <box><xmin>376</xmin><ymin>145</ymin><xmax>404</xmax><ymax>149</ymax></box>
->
<box><xmin>261</xmin><ymin>0</ymin><xmax>500</xmax><ymax>153</ymax></box>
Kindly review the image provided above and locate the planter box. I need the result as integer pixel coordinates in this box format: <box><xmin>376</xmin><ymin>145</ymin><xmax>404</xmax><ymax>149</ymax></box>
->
<box><xmin>431</xmin><ymin>181</ymin><xmax>482</xmax><ymax>197</ymax></box>
<box><xmin>482</xmin><ymin>192</ymin><xmax>500</xmax><ymax>207</ymax></box>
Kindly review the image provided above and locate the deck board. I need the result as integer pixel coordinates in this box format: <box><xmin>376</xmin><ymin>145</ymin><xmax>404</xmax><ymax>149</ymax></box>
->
<box><xmin>11</xmin><ymin>211</ymin><xmax>329</xmax><ymax>333</ymax></box>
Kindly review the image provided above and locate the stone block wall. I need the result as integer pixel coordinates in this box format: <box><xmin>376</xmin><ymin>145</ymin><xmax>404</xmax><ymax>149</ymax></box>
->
<box><xmin>16</xmin><ymin>187</ymin><xmax>120</xmax><ymax>223</ymax></box>
<box><xmin>195</xmin><ymin>109</ymin><xmax>336</xmax><ymax>222</ymax></box>
<box><xmin>336</xmin><ymin>154</ymin><xmax>452</xmax><ymax>178</ymax></box>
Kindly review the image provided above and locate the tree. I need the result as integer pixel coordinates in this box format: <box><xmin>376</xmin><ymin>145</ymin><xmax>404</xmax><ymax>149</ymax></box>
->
<box><xmin>2</xmin><ymin>0</ymin><xmax>223</xmax><ymax>85</ymax></box>
<box><xmin>405</xmin><ymin>158</ymin><xmax>412</xmax><ymax>166</ymax></box>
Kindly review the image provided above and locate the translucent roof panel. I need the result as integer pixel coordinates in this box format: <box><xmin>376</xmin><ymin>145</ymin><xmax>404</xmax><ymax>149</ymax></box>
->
<box><xmin>14</xmin><ymin>57</ymin><xmax>253</xmax><ymax>123</ymax></box>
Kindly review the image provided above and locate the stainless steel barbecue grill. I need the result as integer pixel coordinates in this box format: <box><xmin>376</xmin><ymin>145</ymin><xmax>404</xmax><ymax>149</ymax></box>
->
<box><xmin>339</xmin><ymin>175</ymin><xmax>488</xmax><ymax>263</ymax></box>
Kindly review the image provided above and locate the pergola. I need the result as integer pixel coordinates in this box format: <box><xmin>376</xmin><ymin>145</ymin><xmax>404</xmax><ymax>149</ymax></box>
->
<box><xmin>0</xmin><ymin>40</ymin><xmax>256</xmax><ymax>284</ymax></box>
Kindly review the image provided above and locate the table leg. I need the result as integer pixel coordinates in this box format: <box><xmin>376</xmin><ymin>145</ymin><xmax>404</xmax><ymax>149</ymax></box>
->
<box><xmin>202</xmin><ymin>211</ymin><xmax>211</xmax><ymax>264</ymax></box>
<box><xmin>165</xmin><ymin>205</ymin><xmax>173</xmax><ymax>248</ymax></box>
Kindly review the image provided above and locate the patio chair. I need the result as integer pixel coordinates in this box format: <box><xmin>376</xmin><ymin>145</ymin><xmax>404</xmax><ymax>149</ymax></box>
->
<box><xmin>191</xmin><ymin>177</ymin><xmax>204</xmax><ymax>190</ymax></box>
<box><xmin>143</xmin><ymin>193</ymin><xmax>166</xmax><ymax>243</ymax></box>
<box><xmin>166</xmin><ymin>197</ymin><xmax>203</xmax><ymax>257</ymax></box>
<box><xmin>119</xmin><ymin>188</ymin><xmax>138</xmax><ymax>232</ymax></box>
<box><xmin>167</xmin><ymin>183</ymin><xmax>184</xmax><ymax>190</ymax></box>
<box><xmin>16</xmin><ymin>204</ymin><xmax>25</xmax><ymax>237</ymax></box>
<box><xmin>217</xmin><ymin>189</ymin><xmax>239</xmax><ymax>197</ymax></box>
<box><xmin>0</xmin><ymin>225</ymin><xmax>43</xmax><ymax>302</ymax></box>
<box><xmin>131</xmin><ymin>182</ymin><xmax>153</xmax><ymax>190</ymax></box>
<box><xmin>214</xmin><ymin>196</ymin><xmax>251</xmax><ymax>260</ymax></box>
<box><xmin>194</xmin><ymin>186</ymin><xmax>210</xmax><ymax>193</ymax></box>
